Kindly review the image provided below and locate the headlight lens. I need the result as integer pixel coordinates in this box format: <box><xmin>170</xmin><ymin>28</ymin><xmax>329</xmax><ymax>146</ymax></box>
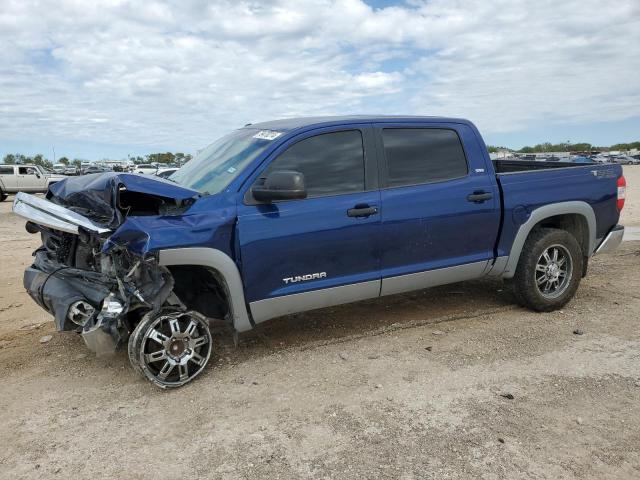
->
<box><xmin>101</xmin><ymin>294</ymin><xmax>124</xmax><ymax>317</ymax></box>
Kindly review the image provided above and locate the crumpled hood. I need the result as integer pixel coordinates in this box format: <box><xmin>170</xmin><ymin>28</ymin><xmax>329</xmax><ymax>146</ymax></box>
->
<box><xmin>47</xmin><ymin>172</ymin><xmax>200</xmax><ymax>229</ymax></box>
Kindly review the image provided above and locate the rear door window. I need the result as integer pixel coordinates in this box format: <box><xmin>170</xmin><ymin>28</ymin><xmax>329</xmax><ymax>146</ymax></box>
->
<box><xmin>382</xmin><ymin>128</ymin><xmax>468</xmax><ymax>188</ymax></box>
<box><xmin>0</xmin><ymin>166</ymin><xmax>13</xmax><ymax>175</ymax></box>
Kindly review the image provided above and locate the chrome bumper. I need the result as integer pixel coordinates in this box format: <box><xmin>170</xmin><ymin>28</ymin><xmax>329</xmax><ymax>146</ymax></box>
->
<box><xmin>595</xmin><ymin>225</ymin><xmax>624</xmax><ymax>254</ymax></box>
<box><xmin>12</xmin><ymin>191</ymin><xmax>110</xmax><ymax>235</ymax></box>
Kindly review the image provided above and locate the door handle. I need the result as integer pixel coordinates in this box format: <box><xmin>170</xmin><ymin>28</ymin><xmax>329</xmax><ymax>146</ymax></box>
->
<box><xmin>467</xmin><ymin>191</ymin><xmax>492</xmax><ymax>203</ymax></box>
<box><xmin>347</xmin><ymin>204</ymin><xmax>378</xmax><ymax>217</ymax></box>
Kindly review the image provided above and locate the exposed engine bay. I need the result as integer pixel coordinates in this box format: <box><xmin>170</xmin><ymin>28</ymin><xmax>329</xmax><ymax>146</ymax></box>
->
<box><xmin>13</xmin><ymin>173</ymin><xmax>222</xmax><ymax>388</ymax></box>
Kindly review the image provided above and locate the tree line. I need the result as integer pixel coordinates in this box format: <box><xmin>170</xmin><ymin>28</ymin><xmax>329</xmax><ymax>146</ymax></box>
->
<box><xmin>1</xmin><ymin>152</ymin><xmax>193</xmax><ymax>169</ymax></box>
<box><xmin>487</xmin><ymin>141</ymin><xmax>640</xmax><ymax>154</ymax></box>
<box><xmin>1</xmin><ymin>153</ymin><xmax>71</xmax><ymax>170</ymax></box>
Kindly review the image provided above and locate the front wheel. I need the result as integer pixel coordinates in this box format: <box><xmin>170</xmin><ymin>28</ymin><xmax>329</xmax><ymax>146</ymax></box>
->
<box><xmin>512</xmin><ymin>228</ymin><xmax>583</xmax><ymax>312</ymax></box>
<box><xmin>0</xmin><ymin>189</ymin><xmax>7</xmax><ymax>202</ymax></box>
<box><xmin>128</xmin><ymin>310</ymin><xmax>213</xmax><ymax>388</ymax></box>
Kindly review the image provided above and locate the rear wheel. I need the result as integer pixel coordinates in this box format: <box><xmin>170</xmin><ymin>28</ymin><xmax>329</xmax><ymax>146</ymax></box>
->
<box><xmin>512</xmin><ymin>228</ymin><xmax>583</xmax><ymax>312</ymax></box>
<box><xmin>0</xmin><ymin>189</ymin><xmax>7</xmax><ymax>202</ymax></box>
<box><xmin>128</xmin><ymin>310</ymin><xmax>213</xmax><ymax>388</ymax></box>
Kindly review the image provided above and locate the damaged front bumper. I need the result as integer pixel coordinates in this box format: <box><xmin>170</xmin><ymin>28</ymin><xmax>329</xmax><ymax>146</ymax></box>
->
<box><xmin>15</xmin><ymin>192</ymin><xmax>177</xmax><ymax>356</ymax></box>
<box><xmin>24</xmin><ymin>251</ymin><xmax>127</xmax><ymax>355</ymax></box>
<box><xmin>13</xmin><ymin>191</ymin><xmax>110</xmax><ymax>235</ymax></box>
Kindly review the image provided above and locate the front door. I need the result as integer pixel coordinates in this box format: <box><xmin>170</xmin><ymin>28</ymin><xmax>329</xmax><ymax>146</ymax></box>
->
<box><xmin>237</xmin><ymin>126</ymin><xmax>381</xmax><ymax>323</ymax></box>
<box><xmin>17</xmin><ymin>166</ymin><xmax>44</xmax><ymax>192</ymax></box>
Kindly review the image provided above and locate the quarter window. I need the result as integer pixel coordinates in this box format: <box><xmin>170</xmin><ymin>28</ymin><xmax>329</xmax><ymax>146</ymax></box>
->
<box><xmin>0</xmin><ymin>166</ymin><xmax>13</xmax><ymax>175</ymax></box>
<box><xmin>263</xmin><ymin>130</ymin><xmax>365</xmax><ymax>198</ymax></box>
<box><xmin>382</xmin><ymin>128</ymin><xmax>468</xmax><ymax>187</ymax></box>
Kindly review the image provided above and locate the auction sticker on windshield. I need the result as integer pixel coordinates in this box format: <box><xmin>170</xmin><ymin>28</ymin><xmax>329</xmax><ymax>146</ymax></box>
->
<box><xmin>253</xmin><ymin>130</ymin><xmax>283</xmax><ymax>141</ymax></box>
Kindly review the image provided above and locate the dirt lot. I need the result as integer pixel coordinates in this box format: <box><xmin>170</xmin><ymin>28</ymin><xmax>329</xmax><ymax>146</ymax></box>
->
<box><xmin>1</xmin><ymin>168</ymin><xmax>640</xmax><ymax>479</ymax></box>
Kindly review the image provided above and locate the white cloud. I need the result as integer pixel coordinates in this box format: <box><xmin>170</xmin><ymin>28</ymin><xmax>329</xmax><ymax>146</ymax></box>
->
<box><xmin>0</xmin><ymin>0</ymin><xmax>639</xmax><ymax>154</ymax></box>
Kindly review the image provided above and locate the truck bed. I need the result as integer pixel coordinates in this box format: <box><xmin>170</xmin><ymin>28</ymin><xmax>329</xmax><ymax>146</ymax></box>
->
<box><xmin>492</xmin><ymin>159</ymin><xmax>583</xmax><ymax>173</ymax></box>
<box><xmin>493</xmin><ymin>162</ymin><xmax>622</xmax><ymax>262</ymax></box>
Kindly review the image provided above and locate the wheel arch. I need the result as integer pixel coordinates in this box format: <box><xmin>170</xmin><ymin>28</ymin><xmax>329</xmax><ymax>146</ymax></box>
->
<box><xmin>502</xmin><ymin>201</ymin><xmax>596</xmax><ymax>279</ymax></box>
<box><xmin>158</xmin><ymin>247</ymin><xmax>253</xmax><ymax>332</ymax></box>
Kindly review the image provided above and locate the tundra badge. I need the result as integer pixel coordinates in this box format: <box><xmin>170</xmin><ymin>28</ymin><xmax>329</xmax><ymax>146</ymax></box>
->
<box><xmin>283</xmin><ymin>272</ymin><xmax>327</xmax><ymax>284</ymax></box>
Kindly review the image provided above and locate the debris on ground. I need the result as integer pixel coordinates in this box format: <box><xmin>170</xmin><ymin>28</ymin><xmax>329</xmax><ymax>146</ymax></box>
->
<box><xmin>39</xmin><ymin>335</ymin><xmax>53</xmax><ymax>344</ymax></box>
<box><xmin>573</xmin><ymin>329</ymin><xmax>584</xmax><ymax>335</ymax></box>
<box><xmin>500</xmin><ymin>393</ymin><xmax>515</xmax><ymax>400</ymax></box>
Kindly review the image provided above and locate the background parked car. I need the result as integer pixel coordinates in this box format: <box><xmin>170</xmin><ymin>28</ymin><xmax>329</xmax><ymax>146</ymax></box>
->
<box><xmin>135</xmin><ymin>164</ymin><xmax>159</xmax><ymax>174</ymax></box>
<box><xmin>612</xmin><ymin>155</ymin><xmax>640</xmax><ymax>165</ymax></box>
<box><xmin>156</xmin><ymin>167</ymin><xmax>178</xmax><ymax>179</ymax></box>
<box><xmin>0</xmin><ymin>164</ymin><xmax>65</xmax><ymax>200</ymax></box>
<box><xmin>569</xmin><ymin>156</ymin><xmax>594</xmax><ymax>164</ymax></box>
<box><xmin>83</xmin><ymin>165</ymin><xmax>110</xmax><ymax>175</ymax></box>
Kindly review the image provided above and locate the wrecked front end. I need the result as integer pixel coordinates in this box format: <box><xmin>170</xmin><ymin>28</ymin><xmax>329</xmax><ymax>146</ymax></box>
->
<box><xmin>23</xmin><ymin>238</ymin><xmax>175</xmax><ymax>356</ymax></box>
<box><xmin>13</xmin><ymin>173</ymin><xmax>200</xmax><ymax>359</ymax></box>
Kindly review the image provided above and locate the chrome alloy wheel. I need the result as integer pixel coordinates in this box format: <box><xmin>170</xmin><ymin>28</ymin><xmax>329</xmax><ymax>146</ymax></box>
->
<box><xmin>534</xmin><ymin>244</ymin><xmax>573</xmax><ymax>299</ymax></box>
<box><xmin>133</xmin><ymin>311</ymin><xmax>212</xmax><ymax>388</ymax></box>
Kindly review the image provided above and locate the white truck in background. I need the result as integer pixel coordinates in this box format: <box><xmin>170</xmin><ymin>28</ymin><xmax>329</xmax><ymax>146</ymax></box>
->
<box><xmin>0</xmin><ymin>164</ymin><xmax>66</xmax><ymax>201</ymax></box>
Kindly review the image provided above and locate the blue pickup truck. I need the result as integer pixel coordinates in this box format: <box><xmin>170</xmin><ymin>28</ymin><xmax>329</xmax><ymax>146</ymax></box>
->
<box><xmin>13</xmin><ymin>116</ymin><xmax>626</xmax><ymax>388</ymax></box>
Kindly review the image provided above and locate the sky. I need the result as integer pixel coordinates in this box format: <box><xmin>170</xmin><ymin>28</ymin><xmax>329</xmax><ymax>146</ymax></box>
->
<box><xmin>1</xmin><ymin>0</ymin><xmax>639</xmax><ymax>161</ymax></box>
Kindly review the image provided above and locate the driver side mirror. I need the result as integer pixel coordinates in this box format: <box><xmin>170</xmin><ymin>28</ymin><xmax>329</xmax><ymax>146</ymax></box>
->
<box><xmin>251</xmin><ymin>170</ymin><xmax>307</xmax><ymax>203</ymax></box>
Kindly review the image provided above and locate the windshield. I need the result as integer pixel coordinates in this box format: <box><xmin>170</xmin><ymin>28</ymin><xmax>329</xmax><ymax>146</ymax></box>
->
<box><xmin>171</xmin><ymin>129</ymin><xmax>276</xmax><ymax>194</ymax></box>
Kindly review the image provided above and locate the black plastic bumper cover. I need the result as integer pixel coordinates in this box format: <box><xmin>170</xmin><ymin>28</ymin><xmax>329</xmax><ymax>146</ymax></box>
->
<box><xmin>23</xmin><ymin>251</ymin><xmax>113</xmax><ymax>331</ymax></box>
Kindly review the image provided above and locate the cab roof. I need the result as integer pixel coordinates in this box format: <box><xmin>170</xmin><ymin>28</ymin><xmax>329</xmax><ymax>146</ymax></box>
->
<box><xmin>244</xmin><ymin>115</ymin><xmax>471</xmax><ymax>133</ymax></box>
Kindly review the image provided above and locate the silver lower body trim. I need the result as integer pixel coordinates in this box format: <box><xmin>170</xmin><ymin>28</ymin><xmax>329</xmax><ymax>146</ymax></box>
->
<box><xmin>486</xmin><ymin>256</ymin><xmax>509</xmax><ymax>277</ymax></box>
<box><xmin>251</xmin><ymin>260</ymin><xmax>493</xmax><ymax>323</ymax></box>
<box><xmin>380</xmin><ymin>260</ymin><xmax>489</xmax><ymax>296</ymax></box>
<box><xmin>250</xmin><ymin>280</ymin><xmax>380</xmax><ymax>324</ymax></box>
<box><xmin>594</xmin><ymin>225</ymin><xmax>624</xmax><ymax>254</ymax></box>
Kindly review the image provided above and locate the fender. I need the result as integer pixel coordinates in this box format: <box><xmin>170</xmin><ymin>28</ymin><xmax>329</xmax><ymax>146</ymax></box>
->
<box><xmin>501</xmin><ymin>201</ymin><xmax>596</xmax><ymax>279</ymax></box>
<box><xmin>158</xmin><ymin>247</ymin><xmax>253</xmax><ymax>332</ymax></box>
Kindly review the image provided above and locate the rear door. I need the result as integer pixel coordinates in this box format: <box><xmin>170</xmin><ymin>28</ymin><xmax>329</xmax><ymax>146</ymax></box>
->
<box><xmin>237</xmin><ymin>126</ymin><xmax>381</xmax><ymax>323</ymax></box>
<box><xmin>375</xmin><ymin>122</ymin><xmax>501</xmax><ymax>295</ymax></box>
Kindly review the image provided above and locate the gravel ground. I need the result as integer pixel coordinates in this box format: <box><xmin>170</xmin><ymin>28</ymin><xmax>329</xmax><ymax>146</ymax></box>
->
<box><xmin>1</xmin><ymin>167</ymin><xmax>639</xmax><ymax>479</ymax></box>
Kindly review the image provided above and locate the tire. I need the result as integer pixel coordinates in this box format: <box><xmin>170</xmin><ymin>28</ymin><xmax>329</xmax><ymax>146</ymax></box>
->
<box><xmin>512</xmin><ymin>228</ymin><xmax>583</xmax><ymax>312</ymax></box>
<box><xmin>128</xmin><ymin>310</ymin><xmax>213</xmax><ymax>389</ymax></box>
<box><xmin>0</xmin><ymin>189</ymin><xmax>7</xmax><ymax>202</ymax></box>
